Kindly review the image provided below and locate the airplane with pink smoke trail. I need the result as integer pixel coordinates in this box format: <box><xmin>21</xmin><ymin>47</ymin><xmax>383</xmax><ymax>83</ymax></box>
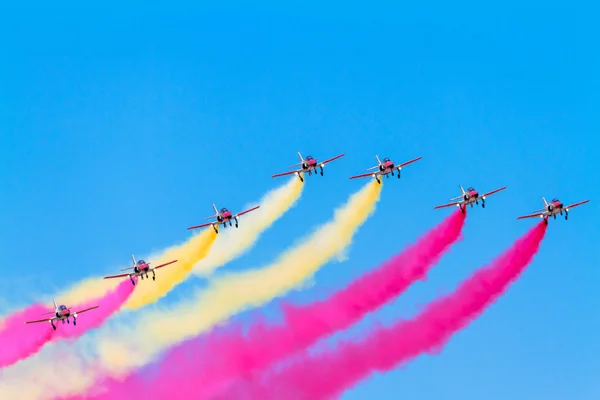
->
<box><xmin>187</xmin><ymin>203</ymin><xmax>260</xmax><ymax>233</ymax></box>
<box><xmin>271</xmin><ymin>152</ymin><xmax>345</xmax><ymax>182</ymax></box>
<box><xmin>517</xmin><ymin>197</ymin><xmax>590</xmax><ymax>225</ymax></box>
<box><xmin>24</xmin><ymin>299</ymin><xmax>99</xmax><ymax>331</ymax></box>
<box><xmin>103</xmin><ymin>255</ymin><xmax>178</xmax><ymax>286</ymax></box>
<box><xmin>433</xmin><ymin>184</ymin><xmax>507</xmax><ymax>213</ymax></box>
<box><xmin>349</xmin><ymin>155</ymin><xmax>422</xmax><ymax>184</ymax></box>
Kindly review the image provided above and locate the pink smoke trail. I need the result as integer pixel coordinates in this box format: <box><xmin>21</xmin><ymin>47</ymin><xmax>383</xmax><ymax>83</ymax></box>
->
<box><xmin>0</xmin><ymin>277</ymin><xmax>136</xmax><ymax>369</ymax></box>
<box><xmin>76</xmin><ymin>209</ymin><xmax>466</xmax><ymax>400</ymax></box>
<box><xmin>52</xmin><ymin>278</ymin><xmax>137</xmax><ymax>340</ymax></box>
<box><xmin>220</xmin><ymin>222</ymin><xmax>547</xmax><ymax>400</ymax></box>
<box><xmin>0</xmin><ymin>304</ymin><xmax>55</xmax><ymax>368</ymax></box>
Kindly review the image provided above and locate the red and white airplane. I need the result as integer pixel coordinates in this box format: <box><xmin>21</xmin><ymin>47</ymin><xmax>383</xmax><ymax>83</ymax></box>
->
<box><xmin>103</xmin><ymin>255</ymin><xmax>178</xmax><ymax>286</ymax></box>
<box><xmin>24</xmin><ymin>299</ymin><xmax>99</xmax><ymax>330</ymax></box>
<box><xmin>349</xmin><ymin>155</ymin><xmax>422</xmax><ymax>184</ymax></box>
<box><xmin>434</xmin><ymin>185</ymin><xmax>507</xmax><ymax>213</ymax></box>
<box><xmin>517</xmin><ymin>197</ymin><xmax>590</xmax><ymax>225</ymax></box>
<box><xmin>187</xmin><ymin>203</ymin><xmax>260</xmax><ymax>233</ymax></box>
<box><xmin>272</xmin><ymin>152</ymin><xmax>345</xmax><ymax>182</ymax></box>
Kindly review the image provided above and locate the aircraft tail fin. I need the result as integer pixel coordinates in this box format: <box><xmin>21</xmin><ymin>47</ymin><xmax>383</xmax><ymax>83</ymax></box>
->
<box><xmin>52</xmin><ymin>298</ymin><xmax>57</xmax><ymax>310</ymax></box>
<box><xmin>212</xmin><ymin>203</ymin><xmax>218</xmax><ymax>214</ymax></box>
<box><xmin>450</xmin><ymin>185</ymin><xmax>466</xmax><ymax>200</ymax></box>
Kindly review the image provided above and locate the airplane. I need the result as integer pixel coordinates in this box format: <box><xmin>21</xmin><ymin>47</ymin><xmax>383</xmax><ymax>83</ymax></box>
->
<box><xmin>103</xmin><ymin>255</ymin><xmax>178</xmax><ymax>286</ymax></box>
<box><xmin>272</xmin><ymin>152</ymin><xmax>345</xmax><ymax>182</ymax></box>
<box><xmin>187</xmin><ymin>203</ymin><xmax>260</xmax><ymax>233</ymax></box>
<box><xmin>517</xmin><ymin>197</ymin><xmax>590</xmax><ymax>225</ymax></box>
<box><xmin>24</xmin><ymin>299</ymin><xmax>99</xmax><ymax>330</ymax></box>
<box><xmin>349</xmin><ymin>155</ymin><xmax>422</xmax><ymax>184</ymax></box>
<box><xmin>433</xmin><ymin>185</ymin><xmax>507</xmax><ymax>213</ymax></box>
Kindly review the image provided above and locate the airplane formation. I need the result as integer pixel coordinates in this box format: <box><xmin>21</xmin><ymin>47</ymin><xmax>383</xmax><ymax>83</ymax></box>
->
<box><xmin>24</xmin><ymin>151</ymin><xmax>590</xmax><ymax>329</ymax></box>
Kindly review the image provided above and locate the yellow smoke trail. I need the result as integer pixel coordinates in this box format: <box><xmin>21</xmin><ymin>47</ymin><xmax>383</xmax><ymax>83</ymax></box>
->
<box><xmin>123</xmin><ymin>228</ymin><xmax>217</xmax><ymax>310</ymax></box>
<box><xmin>29</xmin><ymin>228</ymin><xmax>216</xmax><ymax>312</ymax></box>
<box><xmin>124</xmin><ymin>177</ymin><xmax>302</xmax><ymax>308</ymax></box>
<box><xmin>0</xmin><ymin>181</ymin><xmax>380</xmax><ymax>400</ymax></box>
<box><xmin>40</xmin><ymin>177</ymin><xmax>302</xmax><ymax>311</ymax></box>
<box><xmin>193</xmin><ymin>176</ymin><xmax>304</xmax><ymax>276</ymax></box>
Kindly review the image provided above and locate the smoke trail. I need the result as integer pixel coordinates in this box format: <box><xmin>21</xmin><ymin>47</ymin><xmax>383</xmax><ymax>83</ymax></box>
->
<box><xmin>193</xmin><ymin>176</ymin><xmax>304</xmax><ymax>277</ymax></box>
<box><xmin>84</xmin><ymin>208</ymin><xmax>466</xmax><ymax>399</ymax></box>
<box><xmin>54</xmin><ymin>278</ymin><xmax>137</xmax><ymax>338</ymax></box>
<box><xmin>0</xmin><ymin>305</ymin><xmax>54</xmax><ymax>368</ymax></box>
<box><xmin>122</xmin><ymin>229</ymin><xmax>217</xmax><ymax>310</ymax></box>
<box><xmin>220</xmin><ymin>222</ymin><xmax>547</xmax><ymax>400</ymax></box>
<box><xmin>33</xmin><ymin>178</ymin><xmax>302</xmax><ymax>315</ymax></box>
<box><xmin>0</xmin><ymin>278</ymin><xmax>136</xmax><ymax>370</ymax></box>
<box><xmin>11</xmin><ymin>180</ymin><xmax>380</xmax><ymax>400</ymax></box>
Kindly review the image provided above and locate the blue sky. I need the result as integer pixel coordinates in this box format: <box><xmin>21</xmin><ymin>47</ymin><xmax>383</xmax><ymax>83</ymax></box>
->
<box><xmin>1</xmin><ymin>2</ymin><xmax>599</xmax><ymax>399</ymax></box>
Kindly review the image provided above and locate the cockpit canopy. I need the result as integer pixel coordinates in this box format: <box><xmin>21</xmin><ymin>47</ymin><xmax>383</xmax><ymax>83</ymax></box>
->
<box><xmin>58</xmin><ymin>305</ymin><xmax>67</xmax><ymax>311</ymax></box>
<box><xmin>305</xmin><ymin>156</ymin><xmax>314</xmax><ymax>160</ymax></box>
<box><xmin>137</xmin><ymin>260</ymin><xmax>146</xmax><ymax>265</ymax></box>
<box><xmin>220</xmin><ymin>208</ymin><xmax>229</xmax><ymax>213</ymax></box>
<box><xmin>382</xmin><ymin>157</ymin><xmax>391</xmax><ymax>163</ymax></box>
<box><xmin>551</xmin><ymin>198</ymin><xmax>560</xmax><ymax>203</ymax></box>
<box><xmin>467</xmin><ymin>187</ymin><xmax>475</xmax><ymax>192</ymax></box>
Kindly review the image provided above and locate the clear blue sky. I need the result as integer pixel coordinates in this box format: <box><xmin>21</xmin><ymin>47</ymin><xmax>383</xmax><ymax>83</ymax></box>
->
<box><xmin>1</xmin><ymin>2</ymin><xmax>599</xmax><ymax>399</ymax></box>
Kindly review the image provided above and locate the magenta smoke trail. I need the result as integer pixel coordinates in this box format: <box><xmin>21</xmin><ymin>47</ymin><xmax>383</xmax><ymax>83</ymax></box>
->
<box><xmin>75</xmin><ymin>209</ymin><xmax>466</xmax><ymax>400</ymax></box>
<box><xmin>220</xmin><ymin>222</ymin><xmax>547</xmax><ymax>400</ymax></box>
<box><xmin>52</xmin><ymin>278</ymin><xmax>137</xmax><ymax>340</ymax></box>
<box><xmin>0</xmin><ymin>304</ymin><xmax>55</xmax><ymax>368</ymax></box>
<box><xmin>0</xmin><ymin>278</ymin><xmax>136</xmax><ymax>369</ymax></box>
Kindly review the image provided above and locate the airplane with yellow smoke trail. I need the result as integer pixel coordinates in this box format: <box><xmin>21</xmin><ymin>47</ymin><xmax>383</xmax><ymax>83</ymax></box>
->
<box><xmin>349</xmin><ymin>155</ymin><xmax>422</xmax><ymax>184</ymax></box>
<box><xmin>42</xmin><ymin>178</ymin><xmax>301</xmax><ymax>313</ymax></box>
<box><xmin>187</xmin><ymin>203</ymin><xmax>260</xmax><ymax>233</ymax></box>
<box><xmin>103</xmin><ymin>255</ymin><xmax>178</xmax><ymax>286</ymax></box>
<box><xmin>271</xmin><ymin>151</ymin><xmax>345</xmax><ymax>182</ymax></box>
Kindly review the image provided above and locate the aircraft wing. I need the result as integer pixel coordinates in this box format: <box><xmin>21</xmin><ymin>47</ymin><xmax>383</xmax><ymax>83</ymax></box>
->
<box><xmin>517</xmin><ymin>212</ymin><xmax>546</xmax><ymax>220</ymax></box>
<box><xmin>187</xmin><ymin>222</ymin><xmax>215</xmax><ymax>230</ymax></box>
<box><xmin>565</xmin><ymin>199</ymin><xmax>590</xmax><ymax>210</ymax></box>
<box><xmin>272</xmin><ymin>170</ymin><xmax>301</xmax><ymax>179</ymax></box>
<box><xmin>103</xmin><ymin>272</ymin><xmax>131</xmax><ymax>279</ymax></box>
<box><xmin>25</xmin><ymin>317</ymin><xmax>55</xmax><ymax>324</ymax></box>
<box><xmin>397</xmin><ymin>156</ymin><xmax>423</xmax><ymax>169</ymax></box>
<box><xmin>481</xmin><ymin>186</ymin><xmax>507</xmax><ymax>198</ymax></box>
<box><xmin>235</xmin><ymin>205</ymin><xmax>260</xmax><ymax>217</ymax></box>
<box><xmin>433</xmin><ymin>201</ymin><xmax>463</xmax><ymax>210</ymax></box>
<box><xmin>349</xmin><ymin>172</ymin><xmax>379</xmax><ymax>180</ymax></box>
<box><xmin>151</xmin><ymin>260</ymin><xmax>178</xmax><ymax>270</ymax></box>
<box><xmin>320</xmin><ymin>153</ymin><xmax>345</xmax><ymax>165</ymax></box>
<box><xmin>73</xmin><ymin>305</ymin><xmax>99</xmax><ymax>314</ymax></box>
